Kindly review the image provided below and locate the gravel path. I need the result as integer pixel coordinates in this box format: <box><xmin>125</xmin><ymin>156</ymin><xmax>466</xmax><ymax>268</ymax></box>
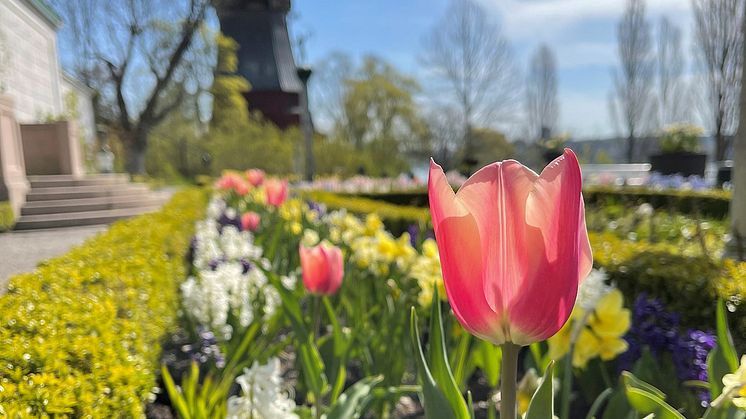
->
<box><xmin>0</xmin><ymin>225</ymin><xmax>106</xmax><ymax>291</ymax></box>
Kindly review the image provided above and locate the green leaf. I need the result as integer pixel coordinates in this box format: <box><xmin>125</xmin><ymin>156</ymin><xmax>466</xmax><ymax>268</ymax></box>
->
<box><xmin>323</xmin><ymin>297</ymin><xmax>349</xmax><ymax>403</ymax></box>
<box><xmin>410</xmin><ymin>307</ymin><xmax>457</xmax><ymax>419</ymax></box>
<box><xmin>622</xmin><ymin>372</ymin><xmax>685</xmax><ymax>419</ymax></box>
<box><xmin>161</xmin><ymin>364</ymin><xmax>190</xmax><ymax>419</ymax></box>
<box><xmin>324</xmin><ymin>376</ymin><xmax>383</xmax><ymax>419</ymax></box>
<box><xmin>708</xmin><ymin>300</ymin><xmax>739</xmax><ymax>399</ymax></box>
<box><xmin>585</xmin><ymin>388</ymin><xmax>613</xmax><ymax>419</ymax></box>
<box><xmin>716</xmin><ymin>299</ymin><xmax>738</xmax><ymax>371</ymax></box>
<box><xmin>525</xmin><ymin>361</ymin><xmax>555</xmax><ymax>419</ymax></box>
<box><xmin>621</xmin><ymin>371</ymin><xmax>666</xmax><ymax>400</ymax></box>
<box><xmin>428</xmin><ymin>291</ymin><xmax>470</xmax><ymax>419</ymax></box>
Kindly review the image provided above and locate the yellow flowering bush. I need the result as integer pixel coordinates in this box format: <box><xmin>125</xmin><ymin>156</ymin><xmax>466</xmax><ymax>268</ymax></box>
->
<box><xmin>0</xmin><ymin>189</ymin><xmax>207</xmax><ymax>417</ymax></box>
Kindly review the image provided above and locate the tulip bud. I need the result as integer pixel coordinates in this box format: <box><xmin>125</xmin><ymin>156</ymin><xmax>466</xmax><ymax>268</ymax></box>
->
<box><xmin>299</xmin><ymin>243</ymin><xmax>344</xmax><ymax>296</ymax></box>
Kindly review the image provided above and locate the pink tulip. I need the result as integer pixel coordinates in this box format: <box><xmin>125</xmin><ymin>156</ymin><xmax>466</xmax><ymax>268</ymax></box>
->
<box><xmin>246</xmin><ymin>169</ymin><xmax>265</xmax><ymax>187</ymax></box>
<box><xmin>428</xmin><ymin>149</ymin><xmax>592</xmax><ymax>346</ymax></box>
<box><xmin>265</xmin><ymin>179</ymin><xmax>288</xmax><ymax>207</ymax></box>
<box><xmin>241</xmin><ymin>211</ymin><xmax>261</xmax><ymax>232</ymax></box>
<box><xmin>300</xmin><ymin>244</ymin><xmax>344</xmax><ymax>296</ymax></box>
<box><xmin>216</xmin><ymin>173</ymin><xmax>249</xmax><ymax>196</ymax></box>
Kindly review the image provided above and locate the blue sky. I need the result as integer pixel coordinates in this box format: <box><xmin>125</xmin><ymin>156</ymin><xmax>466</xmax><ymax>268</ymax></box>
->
<box><xmin>293</xmin><ymin>0</ymin><xmax>695</xmax><ymax>139</ymax></box>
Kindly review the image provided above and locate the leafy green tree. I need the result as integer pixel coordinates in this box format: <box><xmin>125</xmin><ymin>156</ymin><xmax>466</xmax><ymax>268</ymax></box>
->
<box><xmin>460</xmin><ymin>127</ymin><xmax>514</xmax><ymax>172</ymax></box>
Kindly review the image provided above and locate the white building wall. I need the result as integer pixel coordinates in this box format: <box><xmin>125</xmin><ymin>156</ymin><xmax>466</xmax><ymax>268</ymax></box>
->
<box><xmin>0</xmin><ymin>0</ymin><xmax>63</xmax><ymax>123</ymax></box>
<box><xmin>61</xmin><ymin>74</ymin><xmax>96</xmax><ymax>147</ymax></box>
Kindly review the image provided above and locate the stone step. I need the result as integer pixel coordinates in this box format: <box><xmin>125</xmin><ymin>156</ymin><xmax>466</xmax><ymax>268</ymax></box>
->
<box><xmin>27</xmin><ymin>174</ymin><xmax>130</xmax><ymax>188</ymax></box>
<box><xmin>13</xmin><ymin>206</ymin><xmax>161</xmax><ymax>230</ymax></box>
<box><xmin>20</xmin><ymin>194</ymin><xmax>168</xmax><ymax>215</ymax></box>
<box><xmin>25</xmin><ymin>184</ymin><xmax>150</xmax><ymax>202</ymax></box>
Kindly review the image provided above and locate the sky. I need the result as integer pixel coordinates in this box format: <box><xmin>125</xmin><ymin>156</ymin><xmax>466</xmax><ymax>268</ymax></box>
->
<box><xmin>292</xmin><ymin>0</ymin><xmax>696</xmax><ymax>139</ymax></box>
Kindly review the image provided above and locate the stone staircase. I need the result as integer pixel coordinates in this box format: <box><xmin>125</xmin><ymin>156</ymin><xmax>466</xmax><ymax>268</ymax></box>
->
<box><xmin>14</xmin><ymin>174</ymin><xmax>170</xmax><ymax>230</ymax></box>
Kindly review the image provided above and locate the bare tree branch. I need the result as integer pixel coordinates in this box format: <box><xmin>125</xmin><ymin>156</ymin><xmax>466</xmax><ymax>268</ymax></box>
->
<box><xmin>611</xmin><ymin>0</ymin><xmax>656</xmax><ymax>162</ymax></box>
<box><xmin>693</xmin><ymin>0</ymin><xmax>745</xmax><ymax>161</ymax></box>
<box><xmin>526</xmin><ymin>44</ymin><xmax>559</xmax><ymax>142</ymax></box>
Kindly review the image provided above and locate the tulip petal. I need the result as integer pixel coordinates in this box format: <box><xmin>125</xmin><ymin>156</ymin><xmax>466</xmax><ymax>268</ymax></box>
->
<box><xmin>324</xmin><ymin>245</ymin><xmax>344</xmax><ymax>294</ymax></box>
<box><xmin>508</xmin><ymin>149</ymin><xmax>590</xmax><ymax>344</ymax></box>
<box><xmin>456</xmin><ymin>161</ymin><xmax>538</xmax><ymax>318</ymax></box>
<box><xmin>428</xmin><ymin>160</ymin><xmax>504</xmax><ymax>343</ymax></box>
<box><xmin>300</xmin><ymin>245</ymin><xmax>328</xmax><ymax>293</ymax></box>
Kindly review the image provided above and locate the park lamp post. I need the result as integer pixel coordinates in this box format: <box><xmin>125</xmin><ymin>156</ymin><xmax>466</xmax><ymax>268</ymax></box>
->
<box><xmin>297</xmin><ymin>66</ymin><xmax>314</xmax><ymax>181</ymax></box>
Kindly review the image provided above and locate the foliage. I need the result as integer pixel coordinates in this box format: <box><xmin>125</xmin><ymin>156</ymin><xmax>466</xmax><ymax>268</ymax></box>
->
<box><xmin>0</xmin><ymin>188</ymin><xmax>207</xmax><ymax>417</ymax></box>
<box><xmin>302</xmin><ymin>191</ymin><xmax>430</xmax><ymax>236</ymax></box>
<box><xmin>338</xmin><ymin>185</ymin><xmax>732</xmax><ymax>220</ymax></box>
<box><xmin>210</xmin><ymin>34</ymin><xmax>250</xmax><ymax>130</ymax></box>
<box><xmin>659</xmin><ymin>124</ymin><xmax>704</xmax><ymax>154</ymax></box>
<box><xmin>0</xmin><ymin>201</ymin><xmax>14</xmax><ymax>232</ymax></box>
<box><xmin>461</xmin><ymin>127</ymin><xmax>514</xmax><ymax>170</ymax></box>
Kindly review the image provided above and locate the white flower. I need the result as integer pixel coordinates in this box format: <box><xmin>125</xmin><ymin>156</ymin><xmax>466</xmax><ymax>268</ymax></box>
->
<box><xmin>635</xmin><ymin>203</ymin><xmax>654</xmax><ymax>217</ymax></box>
<box><xmin>207</xmin><ymin>198</ymin><xmax>227</xmax><ymax>220</ymax></box>
<box><xmin>226</xmin><ymin>358</ymin><xmax>298</xmax><ymax>419</ymax></box>
<box><xmin>576</xmin><ymin>269</ymin><xmax>612</xmax><ymax>312</ymax></box>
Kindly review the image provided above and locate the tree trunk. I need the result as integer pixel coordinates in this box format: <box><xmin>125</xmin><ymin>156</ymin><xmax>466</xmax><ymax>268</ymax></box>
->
<box><xmin>626</xmin><ymin>134</ymin><xmax>636</xmax><ymax>163</ymax></box>
<box><xmin>124</xmin><ymin>131</ymin><xmax>148</xmax><ymax>175</ymax></box>
<box><xmin>727</xmin><ymin>6</ymin><xmax>746</xmax><ymax>261</ymax></box>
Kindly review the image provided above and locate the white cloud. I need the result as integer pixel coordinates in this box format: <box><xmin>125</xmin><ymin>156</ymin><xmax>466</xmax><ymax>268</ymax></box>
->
<box><xmin>478</xmin><ymin>0</ymin><xmax>692</xmax><ymax>40</ymax></box>
<box><xmin>554</xmin><ymin>41</ymin><xmax>617</xmax><ymax>69</ymax></box>
<box><xmin>558</xmin><ymin>89</ymin><xmax>615</xmax><ymax>138</ymax></box>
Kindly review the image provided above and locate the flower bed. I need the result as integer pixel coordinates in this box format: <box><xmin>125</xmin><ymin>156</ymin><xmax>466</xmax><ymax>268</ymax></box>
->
<box><xmin>0</xmin><ymin>188</ymin><xmax>207</xmax><ymax>417</ymax></box>
<box><xmin>161</xmin><ymin>168</ymin><xmax>746</xmax><ymax>418</ymax></box>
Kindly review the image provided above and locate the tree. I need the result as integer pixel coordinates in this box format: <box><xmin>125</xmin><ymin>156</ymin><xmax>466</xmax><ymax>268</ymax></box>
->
<box><xmin>729</xmin><ymin>1</ymin><xmax>746</xmax><ymax>260</ymax></box>
<box><xmin>51</xmin><ymin>0</ymin><xmax>213</xmax><ymax>174</ymax></box>
<box><xmin>611</xmin><ymin>0</ymin><xmax>656</xmax><ymax>163</ymax></box>
<box><xmin>693</xmin><ymin>0</ymin><xmax>745</xmax><ymax>162</ymax></box>
<box><xmin>311</xmin><ymin>52</ymin><xmax>354</xmax><ymax>132</ymax></box>
<box><xmin>210</xmin><ymin>34</ymin><xmax>250</xmax><ymax>130</ymax></box>
<box><xmin>340</xmin><ymin>56</ymin><xmax>429</xmax><ymax>158</ymax></box>
<box><xmin>421</xmin><ymin>0</ymin><xmax>518</xmax><ymax>169</ymax></box>
<box><xmin>526</xmin><ymin>44</ymin><xmax>559</xmax><ymax>141</ymax></box>
<box><xmin>657</xmin><ymin>17</ymin><xmax>690</xmax><ymax>125</ymax></box>
<box><xmin>467</xmin><ymin>128</ymin><xmax>514</xmax><ymax>169</ymax></box>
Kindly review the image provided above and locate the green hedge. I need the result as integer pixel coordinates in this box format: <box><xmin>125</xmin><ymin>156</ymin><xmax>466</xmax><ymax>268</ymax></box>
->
<box><xmin>0</xmin><ymin>201</ymin><xmax>14</xmax><ymax>232</ymax></box>
<box><xmin>0</xmin><ymin>188</ymin><xmax>207</xmax><ymax>417</ymax></box>
<box><xmin>303</xmin><ymin>191</ymin><xmax>430</xmax><ymax>235</ymax></box>
<box><xmin>334</xmin><ymin>186</ymin><xmax>732</xmax><ymax>219</ymax></box>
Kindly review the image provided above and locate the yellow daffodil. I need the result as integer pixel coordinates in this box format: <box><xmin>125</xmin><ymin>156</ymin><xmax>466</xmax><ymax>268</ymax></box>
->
<box><xmin>588</xmin><ymin>290</ymin><xmax>631</xmax><ymax>339</ymax></box>
<box><xmin>573</xmin><ymin>328</ymin><xmax>601</xmax><ymax>368</ymax></box>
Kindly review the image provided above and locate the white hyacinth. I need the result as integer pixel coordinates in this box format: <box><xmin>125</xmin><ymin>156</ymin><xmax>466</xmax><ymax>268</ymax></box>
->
<box><xmin>226</xmin><ymin>358</ymin><xmax>298</xmax><ymax>419</ymax></box>
<box><xmin>576</xmin><ymin>269</ymin><xmax>612</xmax><ymax>312</ymax></box>
<box><xmin>182</xmin><ymin>261</ymin><xmax>278</xmax><ymax>340</ymax></box>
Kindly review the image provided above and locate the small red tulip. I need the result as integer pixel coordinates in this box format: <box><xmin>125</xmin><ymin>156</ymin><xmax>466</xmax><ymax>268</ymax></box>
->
<box><xmin>246</xmin><ymin>169</ymin><xmax>265</xmax><ymax>187</ymax></box>
<box><xmin>241</xmin><ymin>212</ymin><xmax>261</xmax><ymax>232</ymax></box>
<box><xmin>300</xmin><ymin>244</ymin><xmax>344</xmax><ymax>296</ymax></box>
<box><xmin>428</xmin><ymin>149</ymin><xmax>592</xmax><ymax>346</ymax></box>
<box><xmin>265</xmin><ymin>179</ymin><xmax>288</xmax><ymax>207</ymax></box>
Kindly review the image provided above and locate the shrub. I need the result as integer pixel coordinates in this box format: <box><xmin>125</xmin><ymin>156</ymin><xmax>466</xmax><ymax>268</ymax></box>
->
<box><xmin>659</xmin><ymin>124</ymin><xmax>703</xmax><ymax>154</ymax></box>
<box><xmin>0</xmin><ymin>188</ymin><xmax>207</xmax><ymax>417</ymax></box>
<box><xmin>303</xmin><ymin>191</ymin><xmax>430</xmax><ymax>235</ymax></box>
<box><xmin>0</xmin><ymin>201</ymin><xmax>14</xmax><ymax>232</ymax></box>
<box><xmin>339</xmin><ymin>186</ymin><xmax>732</xmax><ymax>220</ymax></box>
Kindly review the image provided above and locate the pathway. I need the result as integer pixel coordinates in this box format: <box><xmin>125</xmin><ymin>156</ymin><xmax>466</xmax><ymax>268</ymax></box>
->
<box><xmin>0</xmin><ymin>225</ymin><xmax>106</xmax><ymax>291</ymax></box>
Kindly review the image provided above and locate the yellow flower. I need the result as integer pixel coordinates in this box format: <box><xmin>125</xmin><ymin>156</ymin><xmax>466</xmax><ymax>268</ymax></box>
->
<box><xmin>364</xmin><ymin>214</ymin><xmax>384</xmax><ymax>235</ymax></box>
<box><xmin>290</xmin><ymin>222</ymin><xmax>302</xmax><ymax>235</ymax></box>
<box><xmin>588</xmin><ymin>290</ymin><xmax>631</xmax><ymax>339</ymax></box>
<box><xmin>597</xmin><ymin>336</ymin><xmax>629</xmax><ymax>361</ymax></box>
<box><xmin>547</xmin><ymin>319</ymin><xmax>573</xmax><ymax>361</ymax></box>
<box><xmin>301</xmin><ymin>229</ymin><xmax>319</xmax><ymax>247</ymax></box>
<box><xmin>573</xmin><ymin>328</ymin><xmax>601</xmax><ymax>368</ymax></box>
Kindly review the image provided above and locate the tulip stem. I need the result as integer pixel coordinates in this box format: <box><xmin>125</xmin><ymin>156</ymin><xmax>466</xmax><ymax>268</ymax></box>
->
<box><xmin>500</xmin><ymin>342</ymin><xmax>520</xmax><ymax>419</ymax></box>
<box><xmin>312</xmin><ymin>296</ymin><xmax>322</xmax><ymax>341</ymax></box>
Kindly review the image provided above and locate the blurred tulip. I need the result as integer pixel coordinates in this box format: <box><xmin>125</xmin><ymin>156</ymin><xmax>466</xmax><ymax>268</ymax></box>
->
<box><xmin>299</xmin><ymin>244</ymin><xmax>344</xmax><ymax>296</ymax></box>
<box><xmin>428</xmin><ymin>148</ymin><xmax>592</xmax><ymax>346</ymax></box>
<box><xmin>265</xmin><ymin>179</ymin><xmax>288</xmax><ymax>207</ymax></box>
<box><xmin>246</xmin><ymin>169</ymin><xmax>265</xmax><ymax>187</ymax></box>
<box><xmin>215</xmin><ymin>173</ymin><xmax>249</xmax><ymax>196</ymax></box>
<box><xmin>240</xmin><ymin>211</ymin><xmax>261</xmax><ymax>232</ymax></box>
